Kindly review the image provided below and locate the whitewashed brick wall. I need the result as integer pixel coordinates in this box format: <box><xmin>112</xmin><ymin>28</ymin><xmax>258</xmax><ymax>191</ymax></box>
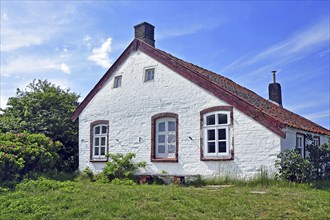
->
<box><xmin>78</xmin><ymin>50</ymin><xmax>302</xmax><ymax>178</ymax></box>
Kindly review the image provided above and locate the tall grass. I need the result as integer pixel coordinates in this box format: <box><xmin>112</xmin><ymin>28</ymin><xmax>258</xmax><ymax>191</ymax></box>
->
<box><xmin>200</xmin><ymin>167</ymin><xmax>315</xmax><ymax>189</ymax></box>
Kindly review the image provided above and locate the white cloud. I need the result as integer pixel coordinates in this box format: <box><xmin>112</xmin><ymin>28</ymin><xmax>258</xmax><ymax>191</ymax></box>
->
<box><xmin>222</xmin><ymin>18</ymin><xmax>330</xmax><ymax>73</ymax></box>
<box><xmin>304</xmin><ymin>111</ymin><xmax>330</xmax><ymax>120</ymax></box>
<box><xmin>1</xmin><ymin>57</ymin><xmax>71</xmax><ymax>76</ymax></box>
<box><xmin>0</xmin><ymin>2</ymin><xmax>78</xmax><ymax>52</ymax></box>
<box><xmin>0</xmin><ymin>29</ymin><xmax>45</xmax><ymax>52</ymax></box>
<box><xmin>1</xmin><ymin>8</ymin><xmax>8</xmax><ymax>21</ymax></box>
<box><xmin>286</xmin><ymin>100</ymin><xmax>330</xmax><ymax>112</ymax></box>
<box><xmin>60</xmin><ymin>63</ymin><xmax>71</xmax><ymax>74</ymax></box>
<box><xmin>158</xmin><ymin>22</ymin><xmax>221</xmax><ymax>39</ymax></box>
<box><xmin>88</xmin><ymin>37</ymin><xmax>112</xmax><ymax>68</ymax></box>
<box><xmin>0</xmin><ymin>95</ymin><xmax>9</xmax><ymax>111</ymax></box>
<box><xmin>83</xmin><ymin>35</ymin><xmax>92</xmax><ymax>48</ymax></box>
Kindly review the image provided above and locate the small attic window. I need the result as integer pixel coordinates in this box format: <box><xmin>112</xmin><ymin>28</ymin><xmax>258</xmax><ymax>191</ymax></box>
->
<box><xmin>144</xmin><ymin>68</ymin><xmax>155</xmax><ymax>82</ymax></box>
<box><xmin>114</xmin><ymin>75</ymin><xmax>122</xmax><ymax>88</ymax></box>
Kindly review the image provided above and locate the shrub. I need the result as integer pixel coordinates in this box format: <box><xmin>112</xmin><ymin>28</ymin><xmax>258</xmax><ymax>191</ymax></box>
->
<box><xmin>76</xmin><ymin>167</ymin><xmax>95</xmax><ymax>182</ymax></box>
<box><xmin>275</xmin><ymin>149</ymin><xmax>313</xmax><ymax>183</ymax></box>
<box><xmin>102</xmin><ymin>153</ymin><xmax>146</xmax><ymax>184</ymax></box>
<box><xmin>0</xmin><ymin>132</ymin><xmax>61</xmax><ymax>187</ymax></box>
<box><xmin>306</xmin><ymin>140</ymin><xmax>330</xmax><ymax>180</ymax></box>
<box><xmin>276</xmin><ymin>139</ymin><xmax>330</xmax><ymax>183</ymax></box>
<box><xmin>111</xmin><ymin>178</ymin><xmax>136</xmax><ymax>186</ymax></box>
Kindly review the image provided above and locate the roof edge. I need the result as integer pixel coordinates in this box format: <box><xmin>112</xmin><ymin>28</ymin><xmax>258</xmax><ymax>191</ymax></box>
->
<box><xmin>70</xmin><ymin>39</ymin><xmax>140</xmax><ymax>121</ymax></box>
<box><xmin>137</xmin><ymin>41</ymin><xmax>286</xmax><ymax>137</ymax></box>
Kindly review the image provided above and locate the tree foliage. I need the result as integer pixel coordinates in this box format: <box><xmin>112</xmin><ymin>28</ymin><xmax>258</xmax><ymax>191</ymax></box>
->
<box><xmin>275</xmin><ymin>149</ymin><xmax>313</xmax><ymax>183</ymax></box>
<box><xmin>0</xmin><ymin>132</ymin><xmax>61</xmax><ymax>187</ymax></box>
<box><xmin>0</xmin><ymin>80</ymin><xmax>79</xmax><ymax>172</ymax></box>
<box><xmin>276</xmin><ymin>138</ymin><xmax>330</xmax><ymax>183</ymax></box>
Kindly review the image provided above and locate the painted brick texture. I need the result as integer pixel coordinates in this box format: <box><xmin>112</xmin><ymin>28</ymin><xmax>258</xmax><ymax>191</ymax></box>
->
<box><xmin>79</xmin><ymin>50</ymin><xmax>284</xmax><ymax>178</ymax></box>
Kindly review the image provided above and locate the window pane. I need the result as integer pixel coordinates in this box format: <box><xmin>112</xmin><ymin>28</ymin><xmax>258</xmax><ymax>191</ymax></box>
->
<box><xmin>218</xmin><ymin>114</ymin><xmax>228</xmax><ymax>124</ymax></box>
<box><xmin>168</xmin><ymin>144</ymin><xmax>176</xmax><ymax>153</ymax></box>
<box><xmin>95</xmin><ymin>137</ymin><xmax>99</xmax><ymax>146</ymax></box>
<box><xmin>94</xmin><ymin>147</ymin><xmax>99</xmax><ymax>156</ymax></box>
<box><xmin>207</xmin><ymin>130</ymin><xmax>215</xmax><ymax>140</ymax></box>
<box><xmin>158</xmin><ymin>145</ymin><xmax>165</xmax><ymax>153</ymax></box>
<box><xmin>206</xmin><ymin>115</ymin><xmax>215</xmax><ymax>125</ymax></box>
<box><xmin>219</xmin><ymin>142</ymin><xmax>226</xmax><ymax>153</ymax></box>
<box><xmin>95</xmin><ymin>126</ymin><xmax>100</xmax><ymax>134</ymax></box>
<box><xmin>145</xmin><ymin>68</ymin><xmax>154</xmax><ymax>81</ymax></box>
<box><xmin>101</xmin><ymin>137</ymin><xmax>106</xmax><ymax>146</ymax></box>
<box><xmin>102</xmin><ymin>126</ymin><xmax>107</xmax><ymax>134</ymax></box>
<box><xmin>158</xmin><ymin>135</ymin><xmax>165</xmax><ymax>143</ymax></box>
<box><xmin>100</xmin><ymin>147</ymin><xmax>105</xmax><ymax>155</ymax></box>
<box><xmin>158</xmin><ymin>122</ymin><xmax>165</xmax><ymax>132</ymax></box>
<box><xmin>218</xmin><ymin>129</ymin><xmax>226</xmax><ymax>140</ymax></box>
<box><xmin>168</xmin><ymin>121</ymin><xmax>176</xmax><ymax>131</ymax></box>
<box><xmin>208</xmin><ymin>142</ymin><xmax>216</xmax><ymax>153</ymax></box>
<box><xmin>168</xmin><ymin>134</ymin><xmax>176</xmax><ymax>143</ymax></box>
<box><xmin>114</xmin><ymin>76</ymin><xmax>122</xmax><ymax>88</ymax></box>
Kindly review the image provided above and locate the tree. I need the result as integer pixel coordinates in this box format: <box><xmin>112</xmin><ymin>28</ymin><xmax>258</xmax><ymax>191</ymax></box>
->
<box><xmin>305</xmin><ymin>136</ymin><xmax>330</xmax><ymax>180</ymax></box>
<box><xmin>0</xmin><ymin>80</ymin><xmax>79</xmax><ymax>172</ymax></box>
<box><xmin>276</xmin><ymin>138</ymin><xmax>330</xmax><ymax>183</ymax></box>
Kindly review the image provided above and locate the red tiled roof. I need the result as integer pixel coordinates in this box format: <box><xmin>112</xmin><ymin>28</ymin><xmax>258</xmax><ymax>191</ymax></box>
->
<box><xmin>71</xmin><ymin>39</ymin><xmax>329</xmax><ymax>136</ymax></box>
<box><xmin>155</xmin><ymin>48</ymin><xmax>329</xmax><ymax>136</ymax></box>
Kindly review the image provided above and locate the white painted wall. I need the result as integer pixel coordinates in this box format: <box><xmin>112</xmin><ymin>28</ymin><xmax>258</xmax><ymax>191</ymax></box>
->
<box><xmin>78</xmin><ymin>50</ymin><xmax>285</xmax><ymax>178</ymax></box>
<box><xmin>281</xmin><ymin>127</ymin><xmax>328</xmax><ymax>152</ymax></box>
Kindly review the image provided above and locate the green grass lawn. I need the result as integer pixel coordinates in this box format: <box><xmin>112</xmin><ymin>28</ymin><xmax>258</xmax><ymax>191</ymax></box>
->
<box><xmin>1</xmin><ymin>179</ymin><xmax>329</xmax><ymax>220</ymax></box>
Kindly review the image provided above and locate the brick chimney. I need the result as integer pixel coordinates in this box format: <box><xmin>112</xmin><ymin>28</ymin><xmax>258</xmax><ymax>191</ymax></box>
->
<box><xmin>134</xmin><ymin>22</ymin><xmax>155</xmax><ymax>47</ymax></box>
<box><xmin>268</xmin><ymin>71</ymin><xmax>282</xmax><ymax>106</ymax></box>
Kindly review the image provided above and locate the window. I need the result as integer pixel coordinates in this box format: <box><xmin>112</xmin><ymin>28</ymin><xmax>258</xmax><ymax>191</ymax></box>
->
<box><xmin>200</xmin><ymin>106</ymin><xmax>233</xmax><ymax>161</ymax></box>
<box><xmin>151</xmin><ymin>113</ymin><xmax>178</xmax><ymax>162</ymax></box>
<box><xmin>144</xmin><ymin>68</ymin><xmax>154</xmax><ymax>82</ymax></box>
<box><xmin>90</xmin><ymin>120</ymin><xmax>109</xmax><ymax>161</ymax></box>
<box><xmin>312</xmin><ymin>136</ymin><xmax>320</xmax><ymax>146</ymax></box>
<box><xmin>114</xmin><ymin>75</ymin><xmax>122</xmax><ymax>88</ymax></box>
<box><xmin>296</xmin><ymin>133</ymin><xmax>305</xmax><ymax>158</ymax></box>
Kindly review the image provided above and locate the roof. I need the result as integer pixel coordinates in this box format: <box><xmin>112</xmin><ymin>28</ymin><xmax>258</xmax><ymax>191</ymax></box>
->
<box><xmin>71</xmin><ymin>39</ymin><xmax>330</xmax><ymax>137</ymax></box>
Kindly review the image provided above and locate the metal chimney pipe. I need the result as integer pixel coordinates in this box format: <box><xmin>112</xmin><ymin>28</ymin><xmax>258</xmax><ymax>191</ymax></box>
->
<box><xmin>272</xmin><ymin>70</ymin><xmax>277</xmax><ymax>83</ymax></box>
<box><xmin>268</xmin><ymin>70</ymin><xmax>282</xmax><ymax>106</ymax></box>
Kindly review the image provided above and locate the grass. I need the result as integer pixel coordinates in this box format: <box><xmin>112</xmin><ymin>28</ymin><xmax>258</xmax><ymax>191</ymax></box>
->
<box><xmin>0</xmin><ymin>178</ymin><xmax>329</xmax><ymax>219</ymax></box>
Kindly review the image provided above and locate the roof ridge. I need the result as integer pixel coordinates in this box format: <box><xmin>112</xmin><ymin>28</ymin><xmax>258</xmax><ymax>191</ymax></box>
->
<box><xmin>155</xmin><ymin>47</ymin><xmax>283</xmax><ymax>118</ymax></box>
<box><xmin>153</xmin><ymin>46</ymin><xmax>329</xmax><ymax>135</ymax></box>
<box><xmin>72</xmin><ymin>38</ymin><xmax>329</xmax><ymax>135</ymax></box>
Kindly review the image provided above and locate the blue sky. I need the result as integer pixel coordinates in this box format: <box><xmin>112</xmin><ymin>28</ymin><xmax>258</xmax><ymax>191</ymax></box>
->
<box><xmin>1</xmin><ymin>1</ymin><xmax>329</xmax><ymax>129</ymax></box>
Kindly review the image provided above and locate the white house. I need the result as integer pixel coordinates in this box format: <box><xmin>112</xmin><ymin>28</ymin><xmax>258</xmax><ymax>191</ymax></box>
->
<box><xmin>71</xmin><ymin>22</ymin><xmax>329</xmax><ymax>178</ymax></box>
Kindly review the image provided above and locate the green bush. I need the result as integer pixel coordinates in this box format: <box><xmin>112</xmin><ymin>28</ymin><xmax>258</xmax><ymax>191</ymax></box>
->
<box><xmin>306</xmin><ymin>140</ymin><xmax>330</xmax><ymax>180</ymax></box>
<box><xmin>0</xmin><ymin>132</ymin><xmax>61</xmax><ymax>187</ymax></box>
<box><xmin>276</xmin><ymin>140</ymin><xmax>330</xmax><ymax>183</ymax></box>
<box><xmin>76</xmin><ymin>167</ymin><xmax>95</xmax><ymax>182</ymax></box>
<box><xmin>275</xmin><ymin>149</ymin><xmax>312</xmax><ymax>183</ymax></box>
<box><xmin>102</xmin><ymin>153</ymin><xmax>146</xmax><ymax>184</ymax></box>
<box><xmin>111</xmin><ymin>178</ymin><xmax>136</xmax><ymax>185</ymax></box>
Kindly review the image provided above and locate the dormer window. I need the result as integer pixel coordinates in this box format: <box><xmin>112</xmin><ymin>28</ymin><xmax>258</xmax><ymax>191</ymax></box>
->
<box><xmin>114</xmin><ymin>75</ymin><xmax>122</xmax><ymax>88</ymax></box>
<box><xmin>144</xmin><ymin>68</ymin><xmax>155</xmax><ymax>82</ymax></box>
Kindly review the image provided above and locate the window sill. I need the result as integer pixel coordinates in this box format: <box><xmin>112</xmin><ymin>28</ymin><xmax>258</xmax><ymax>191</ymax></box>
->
<box><xmin>90</xmin><ymin>158</ymin><xmax>108</xmax><ymax>163</ymax></box>
<box><xmin>151</xmin><ymin>158</ymin><xmax>178</xmax><ymax>163</ymax></box>
<box><xmin>201</xmin><ymin>156</ymin><xmax>233</xmax><ymax>161</ymax></box>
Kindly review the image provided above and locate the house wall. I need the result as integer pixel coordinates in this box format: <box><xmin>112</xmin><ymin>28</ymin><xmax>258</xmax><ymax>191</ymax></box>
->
<box><xmin>78</xmin><ymin>50</ymin><xmax>282</xmax><ymax>178</ymax></box>
<box><xmin>281</xmin><ymin>127</ymin><xmax>328</xmax><ymax>152</ymax></box>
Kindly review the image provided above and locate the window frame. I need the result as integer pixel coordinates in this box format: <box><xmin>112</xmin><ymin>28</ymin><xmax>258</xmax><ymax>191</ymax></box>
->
<box><xmin>113</xmin><ymin>75</ymin><xmax>122</xmax><ymax>88</ymax></box>
<box><xmin>144</xmin><ymin>67</ymin><xmax>155</xmax><ymax>82</ymax></box>
<box><xmin>312</xmin><ymin>136</ymin><xmax>320</xmax><ymax>146</ymax></box>
<box><xmin>296</xmin><ymin>133</ymin><xmax>305</xmax><ymax>158</ymax></box>
<box><xmin>200</xmin><ymin>106</ymin><xmax>234</xmax><ymax>161</ymax></box>
<box><xmin>90</xmin><ymin>120</ymin><xmax>109</xmax><ymax>162</ymax></box>
<box><xmin>151</xmin><ymin>112</ymin><xmax>178</xmax><ymax>162</ymax></box>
